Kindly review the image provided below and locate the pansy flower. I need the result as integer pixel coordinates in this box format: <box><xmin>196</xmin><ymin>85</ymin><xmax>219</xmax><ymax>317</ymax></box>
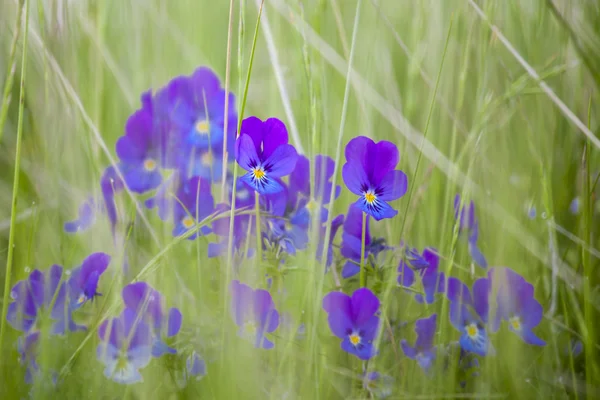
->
<box><xmin>115</xmin><ymin>91</ymin><xmax>170</xmax><ymax>194</ymax></box>
<box><xmin>341</xmin><ymin>204</ymin><xmax>389</xmax><ymax>279</ymax></box>
<box><xmin>412</xmin><ymin>248</ymin><xmax>446</xmax><ymax>304</ymax></box>
<box><xmin>156</xmin><ymin>66</ymin><xmax>237</xmax><ymax>151</ymax></box>
<box><xmin>67</xmin><ymin>252</ymin><xmax>111</xmax><ymax>310</ymax></box>
<box><xmin>322</xmin><ymin>288</ymin><xmax>380</xmax><ymax>360</ymax></box>
<box><xmin>401</xmin><ymin>314</ymin><xmax>437</xmax><ymax>372</ymax></box>
<box><xmin>172</xmin><ymin>177</ymin><xmax>215</xmax><ymax>239</ymax></box>
<box><xmin>317</xmin><ymin>214</ymin><xmax>345</xmax><ymax>268</ymax></box>
<box><xmin>362</xmin><ymin>371</ymin><xmax>393</xmax><ymax>398</ymax></box>
<box><xmin>64</xmin><ymin>197</ymin><xmax>102</xmax><ymax>233</ymax></box>
<box><xmin>235</xmin><ymin>116</ymin><xmax>298</xmax><ymax>194</ymax></box>
<box><xmin>288</xmin><ymin>154</ymin><xmax>341</xmax><ymax>212</ymax></box>
<box><xmin>97</xmin><ymin>308</ymin><xmax>153</xmax><ymax>384</ymax></box>
<box><xmin>122</xmin><ymin>282</ymin><xmax>183</xmax><ymax>357</ymax></box>
<box><xmin>100</xmin><ymin>165</ymin><xmax>125</xmax><ymax>233</ymax></box>
<box><xmin>454</xmin><ymin>195</ymin><xmax>487</xmax><ymax>268</ymax></box>
<box><xmin>488</xmin><ymin>267</ymin><xmax>545</xmax><ymax>346</ymax></box>
<box><xmin>342</xmin><ymin>136</ymin><xmax>408</xmax><ymax>220</ymax></box>
<box><xmin>230</xmin><ymin>280</ymin><xmax>280</xmax><ymax>349</ymax></box>
<box><xmin>446</xmin><ymin>277</ymin><xmax>493</xmax><ymax>356</ymax></box>
<box><xmin>7</xmin><ymin>265</ymin><xmax>83</xmax><ymax>334</ymax></box>
<box><xmin>18</xmin><ymin>331</ymin><xmax>41</xmax><ymax>384</ymax></box>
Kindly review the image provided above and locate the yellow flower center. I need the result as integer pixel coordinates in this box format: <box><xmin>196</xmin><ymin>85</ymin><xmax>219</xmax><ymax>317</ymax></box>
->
<box><xmin>349</xmin><ymin>333</ymin><xmax>361</xmax><ymax>346</ymax></box>
<box><xmin>253</xmin><ymin>168</ymin><xmax>266</xmax><ymax>180</ymax></box>
<box><xmin>364</xmin><ymin>191</ymin><xmax>376</xmax><ymax>204</ymax></box>
<box><xmin>509</xmin><ymin>316</ymin><xmax>521</xmax><ymax>331</ymax></box>
<box><xmin>77</xmin><ymin>294</ymin><xmax>86</xmax><ymax>304</ymax></box>
<box><xmin>466</xmin><ymin>323</ymin><xmax>478</xmax><ymax>338</ymax></box>
<box><xmin>115</xmin><ymin>353</ymin><xmax>129</xmax><ymax>372</ymax></box>
<box><xmin>201</xmin><ymin>151</ymin><xmax>214</xmax><ymax>167</ymax></box>
<box><xmin>305</xmin><ymin>199</ymin><xmax>318</xmax><ymax>212</ymax></box>
<box><xmin>244</xmin><ymin>321</ymin><xmax>257</xmax><ymax>336</ymax></box>
<box><xmin>182</xmin><ymin>216</ymin><xmax>195</xmax><ymax>229</ymax></box>
<box><xmin>195</xmin><ymin>119</ymin><xmax>210</xmax><ymax>135</ymax></box>
<box><xmin>143</xmin><ymin>158</ymin><xmax>157</xmax><ymax>171</ymax></box>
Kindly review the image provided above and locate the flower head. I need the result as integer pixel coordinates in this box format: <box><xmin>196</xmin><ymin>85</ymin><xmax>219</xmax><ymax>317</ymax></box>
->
<box><xmin>488</xmin><ymin>267</ymin><xmax>545</xmax><ymax>346</ymax></box>
<box><xmin>64</xmin><ymin>197</ymin><xmax>102</xmax><ymax>233</ymax></box>
<box><xmin>172</xmin><ymin>177</ymin><xmax>215</xmax><ymax>239</ymax></box>
<box><xmin>340</xmin><ymin>205</ymin><xmax>390</xmax><ymax>278</ymax></box>
<box><xmin>235</xmin><ymin>117</ymin><xmax>298</xmax><ymax>194</ymax></box>
<box><xmin>411</xmin><ymin>248</ymin><xmax>446</xmax><ymax>304</ymax></box>
<box><xmin>288</xmin><ymin>154</ymin><xmax>340</xmax><ymax>208</ymax></box>
<box><xmin>230</xmin><ymin>280</ymin><xmax>280</xmax><ymax>349</ymax></box>
<box><xmin>342</xmin><ymin>136</ymin><xmax>408</xmax><ymax>220</ymax></box>
<box><xmin>446</xmin><ymin>277</ymin><xmax>493</xmax><ymax>356</ymax></box>
<box><xmin>122</xmin><ymin>282</ymin><xmax>183</xmax><ymax>357</ymax></box>
<box><xmin>363</xmin><ymin>371</ymin><xmax>393</xmax><ymax>398</ymax></box>
<box><xmin>67</xmin><ymin>252</ymin><xmax>111</xmax><ymax>310</ymax></box>
<box><xmin>401</xmin><ymin>314</ymin><xmax>437</xmax><ymax>372</ymax></box>
<box><xmin>7</xmin><ymin>265</ymin><xmax>83</xmax><ymax>334</ymax></box>
<box><xmin>322</xmin><ymin>288</ymin><xmax>380</xmax><ymax>360</ymax></box>
<box><xmin>454</xmin><ymin>195</ymin><xmax>487</xmax><ymax>268</ymax></box>
<box><xmin>100</xmin><ymin>165</ymin><xmax>125</xmax><ymax>234</ymax></box>
<box><xmin>97</xmin><ymin>308</ymin><xmax>153</xmax><ymax>384</ymax></box>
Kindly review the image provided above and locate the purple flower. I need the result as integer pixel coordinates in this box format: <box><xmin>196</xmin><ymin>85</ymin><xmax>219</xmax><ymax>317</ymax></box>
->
<box><xmin>446</xmin><ymin>277</ymin><xmax>493</xmax><ymax>356</ymax></box>
<box><xmin>172</xmin><ymin>177</ymin><xmax>215</xmax><ymax>239</ymax></box>
<box><xmin>156</xmin><ymin>67</ymin><xmax>236</xmax><ymax>151</ymax></box>
<box><xmin>288</xmin><ymin>154</ymin><xmax>340</xmax><ymax>207</ymax></box>
<box><xmin>342</xmin><ymin>136</ymin><xmax>408</xmax><ymax>221</ymax></box>
<box><xmin>317</xmin><ymin>214</ymin><xmax>345</xmax><ymax>268</ymax></box>
<box><xmin>97</xmin><ymin>308</ymin><xmax>153</xmax><ymax>384</ymax></box>
<box><xmin>363</xmin><ymin>371</ymin><xmax>393</xmax><ymax>398</ymax></box>
<box><xmin>100</xmin><ymin>165</ymin><xmax>125</xmax><ymax>233</ymax></box>
<box><xmin>397</xmin><ymin>260</ymin><xmax>415</xmax><ymax>287</ymax></box>
<box><xmin>230</xmin><ymin>280</ymin><xmax>280</xmax><ymax>349</ymax></box>
<box><xmin>454</xmin><ymin>195</ymin><xmax>487</xmax><ymax>268</ymax></box>
<box><xmin>412</xmin><ymin>248</ymin><xmax>445</xmax><ymax>304</ymax></box>
<box><xmin>340</xmin><ymin>204</ymin><xmax>390</xmax><ymax>279</ymax></box>
<box><xmin>115</xmin><ymin>91</ymin><xmax>170</xmax><ymax>194</ymax></box>
<box><xmin>64</xmin><ymin>197</ymin><xmax>101</xmax><ymax>233</ymax></box>
<box><xmin>7</xmin><ymin>265</ymin><xmax>83</xmax><ymax>335</ymax></box>
<box><xmin>67</xmin><ymin>252</ymin><xmax>110</xmax><ymax>310</ymax></box>
<box><xmin>488</xmin><ymin>267</ymin><xmax>545</xmax><ymax>346</ymax></box>
<box><xmin>180</xmin><ymin>146</ymin><xmax>228</xmax><ymax>183</ymax></box>
<box><xmin>401</xmin><ymin>314</ymin><xmax>437</xmax><ymax>372</ymax></box>
<box><xmin>18</xmin><ymin>332</ymin><xmax>41</xmax><ymax>384</ymax></box>
<box><xmin>322</xmin><ymin>288</ymin><xmax>381</xmax><ymax>360</ymax></box>
<box><xmin>235</xmin><ymin>117</ymin><xmax>298</xmax><ymax>194</ymax></box>
<box><xmin>122</xmin><ymin>282</ymin><xmax>183</xmax><ymax>357</ymax></box>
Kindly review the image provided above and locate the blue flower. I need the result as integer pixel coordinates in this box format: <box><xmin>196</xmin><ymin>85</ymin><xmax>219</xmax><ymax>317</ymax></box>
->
<box><xmin>97</xmin><ymin>308</ymin><xmax>153</xmax><ymax>384</ymax></box>
<box><xmin>7</xmin><ymin>265</ymin><xmax>84</xmax><ymax>335</ymax></box>
<box><xmin>100</xmin><ymin>165</ymin><xmax>125</xmax><ymax>233</ymax></box>
<box><xmin>342</xmin><ymin>136</ymin><xmax>408</xmax><ymax>220</ymax></box>
<box><xmin>401</xmin><ymin>314</ymin><xmax>437</xmax><ymax>373</ymax></box>
<box><xmin>340</xmin><ymin>204</ymin><xmax>390</xmax><ymax>279</ymax></box>
<box><xmin>230</xmin><ymin>280</ymin><xmax>280</xmax><ymax>349</ymax></box>
<box><xmin>122</xmin><ymin>282</ymin><xmax>183</xmax><ymax>358</ymax></box>
<box><xmin>363</xmin><ymin>371</ymin><xmax>393</xmax><ymax>398</ymax></box>
<box><xmin>172</xmin><ymin>177</ymin><xmax>215</xmax><ymax>239</ymax></box>
<box><xmin>322</xmin><ymin>288</ymin><xmax>381</xmax><ymax>360</ymax></box>
<box><xmin>412</xmin><ymin>248</ymin><xmax>446</xmax><ymax>304</ymax></box>
<box><xmin>454</xmin><ymin>195</ymin><xmax>487</xmax><ymax>268</ymax></box>
<box><xmin>64</xmin><ymin>197</ymin><xmax>102</xmax><ymax>233</ymax></box>
<box><xmin>67</xmin><ymin>252</ymin><xmax>111</xmax><ymax>310</ymax></box>
<box><xmin>488</xmin><ymin>267</ymin><xmax>545</xmax><ymax>346</ymax></box>
<box><xmin>235</xmin><ymin>117</ymin><xmax>298</xmax><ymax>194</ymax></box>
<box><xmin>446</xmin><ymin>277</ymin><xmax>493</xmax><ymax>356</ymax></box>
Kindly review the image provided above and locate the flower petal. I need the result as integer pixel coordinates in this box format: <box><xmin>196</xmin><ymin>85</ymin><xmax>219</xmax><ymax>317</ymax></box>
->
<box><xmin>355</xmin><ymin>198</ymin><xmax>397</xmax><ymax>221</ymax></box>
<box><xmin>263</xmin><ymin>144</ymin><xmax>298</xmax><ymax>178</ymax></box>
<box><xmin>167</xmin><ymin>307</ymin><xmax>183</xmax><ymax>337</ymax></box>
<box><xmin>261</xmin><ymin>118</ymin><xmax>289</xmax><ymax>160</ymax></box>
<box><xmin>341</xmin><ymin>261</ymin><xmax>360</xmax><ymax>279</ymax></box>
<box><xmin>350</xmin><ymin>288</ymin><xmax>380</xmax><ymax>326</ymax></box>
<box><xmin>235</xmin><ymin>134</ymin><xmax>259</xmax><ymax>171</ymax></box>
<box><xmin>371</xmin><ymin>141</ymin><xmax>400</xmax><ymax>185</ymax></box>
<box><xmin>342</xmin><ymin>162</ymin><xmax>369</xmax><ymax>196</ymax></box>
<box><xmin>377</xmin><ymin>170</ymin><xmax>408</xmax><ymax>201</ymax></box>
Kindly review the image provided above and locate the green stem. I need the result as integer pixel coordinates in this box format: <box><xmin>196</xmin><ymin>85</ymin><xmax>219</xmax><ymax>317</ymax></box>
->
<box><xmin>0</xmin><ymin>0</ymin><xmax>25</xmax><ymax>144</ymax></box>
<box><xmin>0</xmin><ymin>0</ymin><xmax>29</xmax><ymax>364</ymax></box>
<box><xmin>359</xmin><ymin>211</ymin><xmax>367</xmax><ymax>288</ymax></box>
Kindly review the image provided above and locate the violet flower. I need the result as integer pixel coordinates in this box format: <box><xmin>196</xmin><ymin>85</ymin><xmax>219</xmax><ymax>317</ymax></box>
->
<box><xmin>401</xmin><ymin>314</ymin><xmax>437</xmax><ymax>372</ymax></box>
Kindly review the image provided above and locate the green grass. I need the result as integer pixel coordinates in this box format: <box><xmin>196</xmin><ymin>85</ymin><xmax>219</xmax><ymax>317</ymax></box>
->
<box><xmin>1</xmin><ymin>0</ymin><xmax>599</xmax><ymax>398</ymax></box>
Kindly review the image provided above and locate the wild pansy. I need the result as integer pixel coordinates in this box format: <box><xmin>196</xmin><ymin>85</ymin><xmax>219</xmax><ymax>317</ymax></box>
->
<box><xmin>7</xmin><ymin>264</ymin><xmax>83</xmax><ymax>335</ymax></box>
<box><xmin>342</xmin><ymin>136</ymin><xmax>408</xmax><ymax>220</ymax></box>
<box><xmin>18</xmin><ymin>332</ymin><xmax>41</xmax><ymax>384</ymax></box>
<box><xmin>446</xmin><ymin>276</ymin><xmax>493</xmax><ymax>356</ymax></box>
<box><xmin>407</xmin><ymin>248</ymin><xmax>445</xmax><ymax>304</ymax></box>
<box><xmin>235</xmin><ymin>116</ymin><xmax>298</xmax><ymax>194</ymax></box>
<box><xmin>171</xmin><ymin>177</ymin><xmax>215</xmax><ymax>239</ymax></box>
<box><xmin>64</xmin><ymin>197</ymin><xmax>102</xmax><ymax>233</ymax></box>
<box><xmin>362</xmin><ymin>371</ymin><xmax>393</xmax><ymax>398</ymax></box>
<box><xmin>122</xmin><ymin>282</ymin><xmax>183</xmax><ymax>357</ymax></box>
<box><xmin>454</xmin><ymin>195</ymin><xmax>487</xmax><ymax>268</ymax></box>
<box><xmin>322</xmin><ymin>288</ymin><xmax>381</xmax><ymax>360</ymax></box>
<box><xmin>401</xmin><ymin>314</ymin><xmax>437</xmax><ymax>373</ymax></box>
<box><xmin>67</xmin><ymin>252</ymin><xmax>111</xmax><ymax>310</ymax></box>
<box><xmin>488</xmin><ymin>267</ymin><xmax>545</xmax><ymax>346</ymax></box>
<box><xmin>97</xmin><ymin>308</ymin><xmax>153</xmax><ymax>384</ymax></box>
<box><xmin>230</xmin><ymin>280</ymin><xmax>280</xmax><ymax>349</ymax></box>
<box><xmin>156</xmin><ymin>66</ymin><xmax>236</xmax><ymax>151</ymax></box>
<box><xmin>115</xmin><ymin>91</ymin><xmax>170</xmax><ymax>194</ymax></box>
<box><xmin>177</xmin><ymin>351</ymin><xmax>208</xmax><ymax>387</ymax></box>
<box><xmin>317</xmin><ymin>214</ymin><xmax>345</xmax><ymax>269</ymax></box>
<box><xmin>341</xmin><ymin>204</ymin><xmax>389</xmax><ymax>279</ymax></box>
<box><xmin>100</xmin><ymin>165</ymin><xmax>125</xmax><ymax>233</ymax></box>
<box><xmin>288</xmin><ymin>154</ymin><xmax>340</xmax><ymax>215</ymax></box>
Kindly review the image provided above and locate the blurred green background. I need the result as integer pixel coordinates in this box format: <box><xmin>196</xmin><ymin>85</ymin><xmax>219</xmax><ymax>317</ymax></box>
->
<box><xmin>1</xmin><ymin>0</ymin><xmax>599</xmax><ymax>398</ymax></box>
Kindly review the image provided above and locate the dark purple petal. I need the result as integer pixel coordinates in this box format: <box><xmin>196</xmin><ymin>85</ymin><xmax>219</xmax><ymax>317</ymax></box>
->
<box><xmin>356</xmin><ymin>198</ymin><xmax>397</xmax><ymax>221</ymax></box>
<box><xmin>342</xmin><ymin>203</ymin><xmax>371</xmax><ymax>242</ymax></box>
<box><xmin>472</xmin><ymin>278</ymin><xmax>490</xmax><ymax>322</ymax></box>
<box><xmin>371</xmin><ymin>141</ymin><xmax>400</xmax><ymax>185</ymax></box>
<box><xmin>230</xmin><ymin>280</ymin><xmax>254</xmax><ymax>327</ymax></box>
<box><xmin>327</xmin><ymin>310</ymin><xmax>353</xmax><ymax>338</ymax></box>
<box><xmin>342</xmin><ymin>162</ymin><xmax>369</xmax><ymax>196</ymax></box>
<box><xmin>123</xmin><ymin>308</ymin><xmax>152</xmax><ymax>351</ymax></box>
<box><xmin>240</xmin><ymin>117</ymin><xmax>265</xmax><ymax>155</ymax></box>
<box><xmin>420</xmin><ymin>264</ymin><xmax>444</xmax><ymax>304</ymax></box>
<box><xmin>520</xmin><ymin>328</ymin><xmax>546</xmax><ymax>346</ymax></box>
<box><xmin>235</xmin><ymin>134</ymin><xmax>259</xmax><ymax>171</ymax></box>
<box><xmin>341</xmin><ymin>261</ymin><xmax>360</xmax><ymax>278</ymax></box>
<box><xmin>350</xmin><ymin>288</ymin><xmax>380</xmax><ymax>326</ymax></box>
<box><xmin>422</xmin><ymin>248</ymin><xmax>439</xmax><ymax>269</ymax></box>
<box><xmin>261</xmin><ymin>118</ymin><xmax>289</xmax><ymax>160</ymax></box>
<box><xmin>520</xmin><ymin>297</ymin><xmax>543</xmax><ymax>329</ymax></box>
<box><xmin>263</xmin><ymin>144</ymin><xmax>298</xmax><ymax>178</ymax></box>
<box><xmin>240</xmin><ymin>172</ymin><xmax>284</xmax><ymax>194</ymax></box>
<box><xmin>360</xmin><ymin>315</ymin><xmax>380</xmax><ymax>341</ymax></box>
<box><xmin>397</xmin><ymin>260</ymin><xmax>415</xmax><ymax>287</ymax></box>
<box><xmin>401</xmin><ymin>340</ymin><xmax>417</xmax><ymax>359</ymax></box>
<box><xmin>377</xmin><ymin>170</ymin><xmax>408</xmax><ymax>201</ymax></box>
<box><xmin>253</xmin><ymin>289</ymin><xmax>279</xmax><ymax>333</ymax></box>
<box><xmin>167</xmin><ymin>307</ymin><xmax>183</xmax><ymax>337</ymax></box>
<box><xmin>468</xmin><ymin>241</ymin><xmax>487</xmax><ymax>268</ymax></box>
<box><xmin>344</xmin><ymin>136</ymin><xmax>375</xmax><ymax>172</ymax></box>
<box><xmin>289</xmin><ymin>155</ymin><xmax>310</xmax><ymax>200</ymax></box>
<box><xmin>341</xmin><ymin>338</ymin><xmax>376</xmax><ymax>360</ymax></box>
<box><xmin>322</xmin><ymin>291</ymin><xmax>351</xmax><ymax>315</ymax></box>
<box><xmin>446</xmin><ymin>277</ymin><xmax>472</xmax><ymax>305</ymax></box>
<box><xmin>414</xmin><ymin>314</ymin><xmax>437</xmax><ymax>351</ymax></box>
<box><xmin>189</xmin><ymin>66</ymin><xmax>221</xmax><ymax>97</ymax></box>
<box><xmin>122</xmin><ymin>282</ymin><xmax>164</xmax><ymax>328</ymax></box>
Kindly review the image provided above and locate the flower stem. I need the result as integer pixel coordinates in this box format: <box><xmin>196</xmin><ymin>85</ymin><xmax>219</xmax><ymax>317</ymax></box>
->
<box><xmin>0</xmin><ymin>0</ymin><xmax>29</xmax><ymax>364</ymax></box>
<box><xmin>359</xmin><ymin>211</ymin><xmax>367</xmax><ymax>288</ymax></box>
